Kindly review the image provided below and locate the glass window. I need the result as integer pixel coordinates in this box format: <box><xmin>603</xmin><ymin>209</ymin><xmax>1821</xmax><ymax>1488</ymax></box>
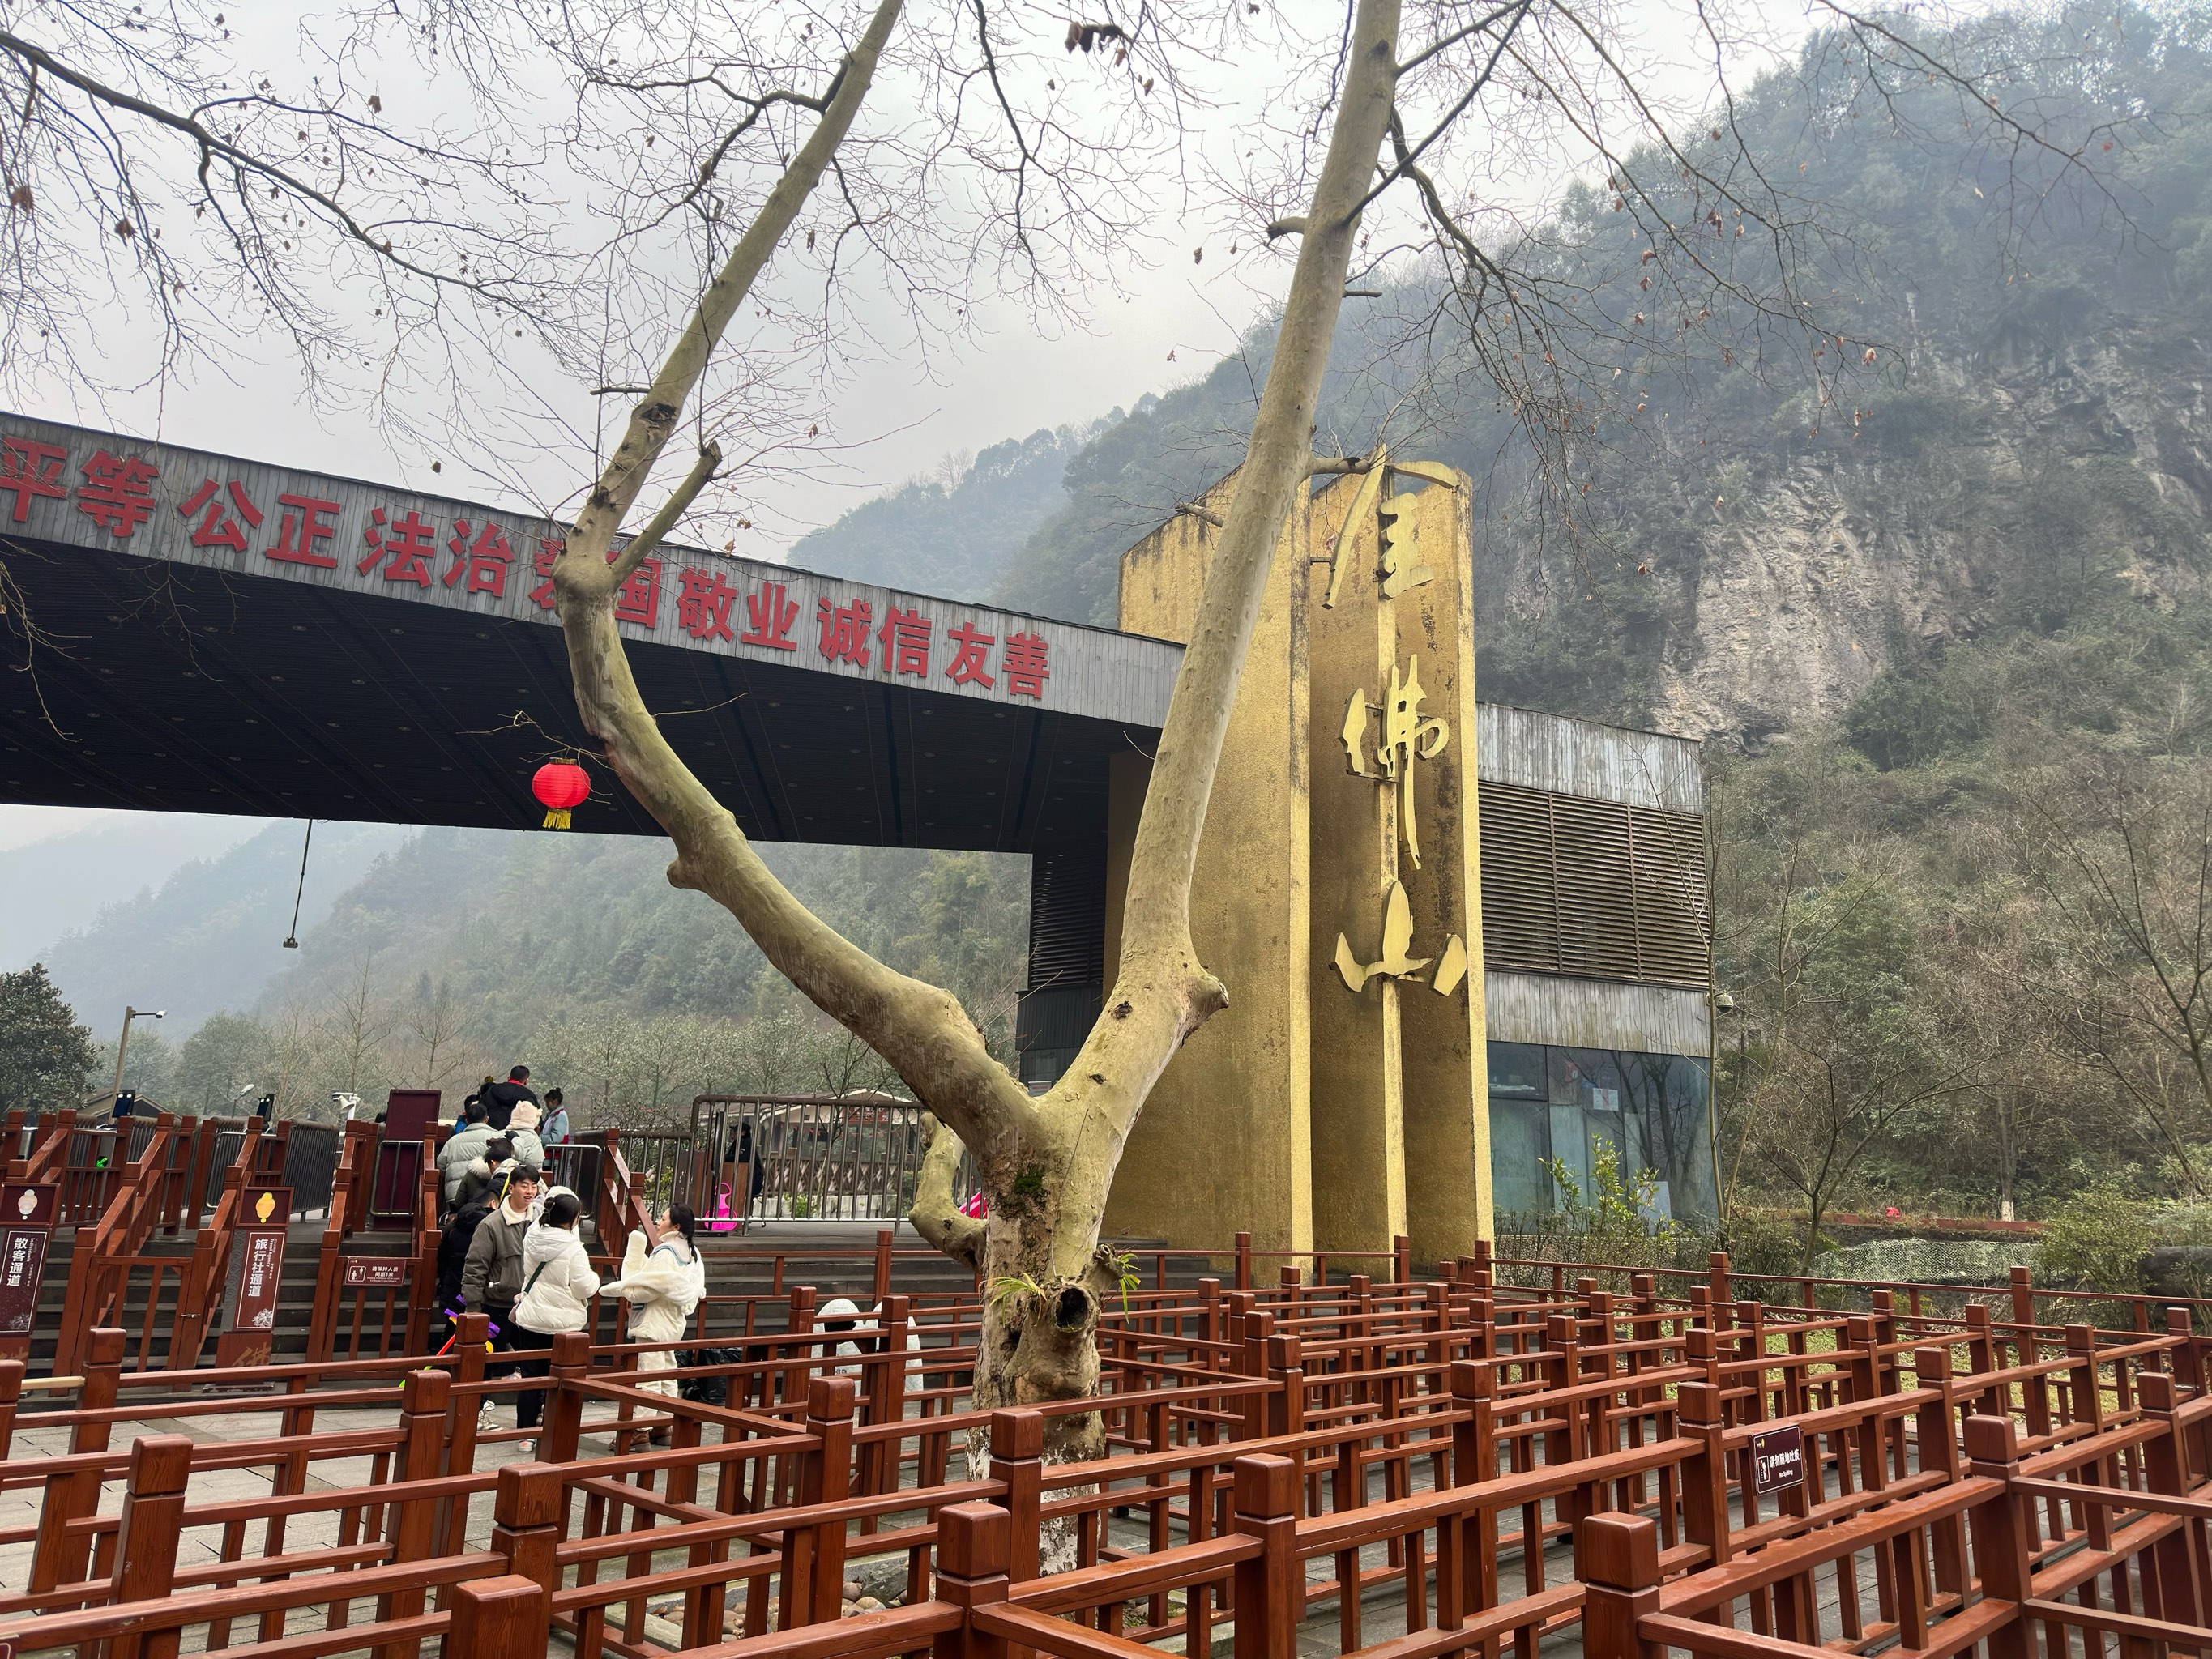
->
<box><xmin>1487</xmin><ymin>1043</ymin><xmax>1547</xmax><ymax>1098</ymax></box>
<box><xmin>1487</xmin><ymin>1046</ymin><xmax>1715</xmax><ymax>1222</ymax></box>
<box><xmin>1552</xmin><ymin>1048</ymin><xmax>1625</xmax><ymax>1111</ymax></box>
<box><xmin>1488</xmin><ymin>1100</ymin><xmax>1550</xmax><ymax>1217</ymax></box>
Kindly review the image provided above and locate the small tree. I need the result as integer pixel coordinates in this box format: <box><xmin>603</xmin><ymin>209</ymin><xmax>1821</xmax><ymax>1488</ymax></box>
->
<box><xmin>0</xmin><ymin>966</ymin><xmax>96</xmax><ymax>1115</ymax></box>
<box><xmin>2008</xmin><ymin>757</ymin><xmax>2212</xmax><ymax>1193</ymax></box>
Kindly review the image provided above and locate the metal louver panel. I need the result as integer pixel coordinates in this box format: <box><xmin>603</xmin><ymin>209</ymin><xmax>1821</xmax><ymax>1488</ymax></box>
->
<box><xmin>1477</xmin><ymin>783</ymin><xmax>1559</xmax><ymax>971</ymax></box>
<box><xmin>1479</xmin><ymin>781</ymin><xmax>1710</xmax><ymax>989</ymax></box>
<box><xmin>1629</xmin><ymin>809</ymin><xmax>1711</xmax><ymax>986</ymax></box>
<box><xmin>1029</xmin><ymin>847</ymin><xmax>1108</xmax><ymax>988</ymax></box>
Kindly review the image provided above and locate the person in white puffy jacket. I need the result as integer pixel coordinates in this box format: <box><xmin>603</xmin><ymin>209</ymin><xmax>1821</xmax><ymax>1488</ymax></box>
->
<box><xmin>509</xmin><ymin>1189</ymin><xmax>599</xmax><ymax>1447</ymax></box>
<box><xmin>611</xmin><ymin>1205</ymin><xmax>707</xmax><ymax>1414</ymax></box>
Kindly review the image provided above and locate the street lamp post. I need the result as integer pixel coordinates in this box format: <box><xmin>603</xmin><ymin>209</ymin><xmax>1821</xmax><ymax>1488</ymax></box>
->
<box><xmin>110</xmin><ymin>1005</ymin><xmax>165</xmax><ymax>1111</ymax></box>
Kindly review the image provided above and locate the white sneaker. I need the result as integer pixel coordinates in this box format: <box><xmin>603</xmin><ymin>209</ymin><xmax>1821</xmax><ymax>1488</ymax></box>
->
<box><xmin>518</xmin><ymin>1439</ymin><xmax>537</xmax><ymax>1454</ymax></box>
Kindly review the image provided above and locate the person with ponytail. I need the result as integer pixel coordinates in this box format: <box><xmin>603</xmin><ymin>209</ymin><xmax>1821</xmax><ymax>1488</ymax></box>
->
<box><xmin>609</xmin><ymin>1205</ymin><xmax>707</xmax><ymax>1432</ymax></box>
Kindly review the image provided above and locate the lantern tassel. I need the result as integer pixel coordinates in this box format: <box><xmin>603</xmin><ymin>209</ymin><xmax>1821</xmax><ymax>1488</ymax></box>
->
<box><xmin>542</xmin><ymin>808</ymin><xmax>570</xmax><ymax>830</ymax></box>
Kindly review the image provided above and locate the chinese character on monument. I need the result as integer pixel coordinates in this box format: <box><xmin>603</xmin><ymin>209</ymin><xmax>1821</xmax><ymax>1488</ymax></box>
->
<box><xmin>529</xmin><ymin>539</ymin><xmax>563</xmax><ymax>608</ymax></box>
<box><xmin>946</xmin><ymin>621</ymin><xmax>996</xmax><ymax>689</ymax></box>
<box><xmin>818</xmin><ymin>596</ymin><xmax>872</xmax><ymax>667</ymax></box>
<box><xmin>177</xmin><ymin>479</ymin><xmax>266</xmax><ymax>552</ymax></box>
<box><xmin>613</xmin><ymin>557</ymin><xmax>662</xmax><ymax>628</ymax></box>
<box><xmin>677</xmin><ymin>568</ymin><xmax>740</xmax><ymax>642</ymax></box>
<box><xmin>0</xmin><ymin>437</ymin><xmax>66</xmax><ymax>523</ymax></box>
<box><xmin>879</xmin><ymin>607</ymin><xmax>930</xmax><ymax>676</ymax></box>
<box><xmin>1003</xmin><ymin>632</ymin><xmax>1049</xmax><ymax>699</ymax></box>
<box><xmin>265</xmin><ymin>493</ymin><xmax>342</xmax><ymax>569</ymax></box>
<box><xmin>75</xmin><ymin>450</ymin><xmax>159</xmax><ymax>537</ymax></box>
<box><xmin>444</xmin><ymin>518</ymin><xmax>514</xmax><ymax>598</ymax></box>
<box><xmin>360</xmin><ymin>508</ymin><xmax>440</xmax><ymax>587</ymax></box>
<box><xmin>740</xmin><ymin>579</ymin><xmax>801</xmax><ymax>650</ymax></box>
<box><xmin>1341</xmin><ymin>655</ymin><xmax>1450</xmax><ymax>868</ymax></box>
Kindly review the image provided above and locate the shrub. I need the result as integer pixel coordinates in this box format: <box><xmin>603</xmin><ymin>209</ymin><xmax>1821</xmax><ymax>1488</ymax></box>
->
<box><xmin>2038</xmin><ymin>1183</ymin><xmax>2154</xmax><ymax>1294</ymax></box>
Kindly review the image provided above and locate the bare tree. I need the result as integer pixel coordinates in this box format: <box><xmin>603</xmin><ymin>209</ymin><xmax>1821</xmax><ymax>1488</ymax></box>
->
<box><xmin>318</xmin><ymin>953</ymin><xmax>394</xmax><ymax>1110</ymax></box>
<box><xmin>2008</xmin><ymin>757</ymin><xmax>2212</xmax><ymax>1194</ymax></box>
<box><xmin>1747</xmin><ymin>1008</ymin><xmax>1981</xmax><ymax>1270</ymax></box>
<box><xmin>404</xmin><ymin>973</ymin><xmax>480</xmax><ymax>1092</ymax></box>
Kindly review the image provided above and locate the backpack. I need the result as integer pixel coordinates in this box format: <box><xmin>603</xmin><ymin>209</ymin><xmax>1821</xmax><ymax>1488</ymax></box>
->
<box><xmin>677</xmin><ymin>1347</ymin><xmax>745</xmax><ymax>1406</ymax></box>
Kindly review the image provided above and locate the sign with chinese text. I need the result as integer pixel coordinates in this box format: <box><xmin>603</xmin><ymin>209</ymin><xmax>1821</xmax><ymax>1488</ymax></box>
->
<box><xmin>218</xmin><ymin>1187</ymin><xmax>292</xmax><ymax>1364</ymax></box>
<box><xmin>0</xmin><ymin>1183</ymin><xmax>57</xmax><ymax>1359</ymax></box>
<box><xmin>1749</xmin><ymin>1424</ymin><xmax>1804</xmax><ymax>1496</ymax></box>
<box><xmin>0</xmin><ymin>413</ymin><xmax>1176</xmax><ymax>730</ymax></box>
<box><xmin>343</xmin><ymin>1259</ymin><xmax>409</xmax><ymax>1289</ymax></box>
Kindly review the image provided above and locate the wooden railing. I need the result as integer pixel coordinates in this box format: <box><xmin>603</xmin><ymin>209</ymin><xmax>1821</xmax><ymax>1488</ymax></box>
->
<box><xmin>162</xmin><ymin>1117</ymin><xmax>287</xmax><ymax>1371</ymax></box>
<box><xmin>49</xmin><ymin>1114</ymin><xmax>184</xmax><ymax>1376</ymax></box>
<box><xmin>9</xmin><ymin>1272</ymin><xmax>2212</xmax><ymax>1659</ymax></box>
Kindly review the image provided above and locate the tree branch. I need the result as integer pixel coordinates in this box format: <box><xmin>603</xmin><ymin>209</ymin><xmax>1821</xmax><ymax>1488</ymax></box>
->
<box><xmin>609</xmin><ymin>441</ymin><xmax>721</xmax><ymax>586</ymax></box>
<box><xmin>553</xmin><ymin>0</ymin><xmax>1046</xmax><ymax>1173</ymax></box>
<box><xmin>908</xmin><ymin>1114</ymin><xmax>984</xmax><ymax>1272</ymax></box>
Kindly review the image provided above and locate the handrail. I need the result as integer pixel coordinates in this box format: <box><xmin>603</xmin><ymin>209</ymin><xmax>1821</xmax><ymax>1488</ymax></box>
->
<box><xmin>51</xmin><ymin>1115</ymin><xmax>183</xmax><ymax>1376</ymax></box>
<box><xmin>7</xmin><ymin>1108</ymin><xmax>75</xmax><ymax>1184</ymax></box>
<box><xmin>166</xmin><ymin>1119</ymin><xmax>268</xmax><ymax>1371</ymax></box>
<box><xmin>305</xmin><ymin>1130</ymin><xmax>369</xmax><ymax>1363</ymax></box>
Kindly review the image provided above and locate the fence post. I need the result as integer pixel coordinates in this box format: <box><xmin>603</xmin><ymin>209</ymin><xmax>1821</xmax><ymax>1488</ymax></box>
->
<box><xmin>109</xmin><ymin>1433</ymin><xmax>194</xmax><ymax>1659</ymax></box>
<box><xmin>407</xmin><ymin>1226</ymin><xmax>440</xmax><ymax>1354</ymax></box>
<box><xmin>1232</xmin><ymin>1453</ymin><xmax>1298</xmax><ymax>1659</ymax></box>
<box><xmin>1963</xmin><ymin>1414</ymin><xmax>2033</xmax><ymax>1659</ymax></box>
<box><xmin>443</xmin><ymin>1311</ymin><xmax>492</xmax><ymax>1498</ymax></box>
<box><xmin>2139</xmin><ymin>1371</ymin><xmax>2201</xmax><ymax>1628</ymax></box>
<box><xmin>1707</xmin><ymin>1252</ymin><xmax>1732</xmax><ymax>1312</ymax></box>
<box><xmin>31</xmin><ymin>1325</ymin><xmax>125</xmax><ymax>1593</ymax></box>
<box><xmin>1676</xmin><ymin>1380</ymin><xmax>1730</xmax><ymax>1567</ymax></box>
<box><xmin>1235</xmin><ymin>1232</ymin><xmax>1253</xmax><ymax>1292</ymax></box>
<box><xmin>1448</xmin><ymin>1361</ymin><xmax>1499</xmax><ymax>1625</ymax></box>
<box><xmin>1579</xmin><ymin>1512</ymin><xmax>1661</xmax><ymax>1659</ymax></box>
<box><xmin>451</xmin><ymin>1574</ymin><xmax>552</xmax><ymax>1659</ymax></box>
<box><xmin>933</xmin><ymin>1502</ymin><xmax>1011</xmax><ymax>1659</ymax></box>
<box><xmin>544</xmin><ymin>1331</ymin><xmax>591</xmax><ymax>1465</ymax></box>
<box><xmin>784</xmin><ymin>1284</ymin><xmax>818</xmax><ymax>1417</ymax></box>
<box><xmin>785</xmin><ymin>1374</ymin><xmax>856</xmax><ymax>1631</ymax></box>
<box><xmin>1915</xmin><ymin>1346</ymin><xmax>1966</xmax><ymax>1596</ymax></box>
<box><xmin>1266</xmin><ymin>1334</ymin><xmax>1305</xmax><ymax>1440</ymax></box>
<box><xmin>990</xmin><ymin>1409</ymin><xmax>1044</xmax><ymax>1587</ymax></box>
<box><xmin>0</xmin><ymin>1356</ymin><xmax>21</xmax><ymax>1460</ymax></box>
<box><xmin>874</xmin><ymin>1228</ymin><xmax>895</xmax><ymax>1306</ymax></box>
<box><xmin>1394</xmin><ymin>1235</ymin><xmax>1413</xmax><ymax>1286</ymax></box>
<box><xmin>1237</xmin><ymin>1309</ymin><xmax>1274</xmax><ymax>1442</ymax></box>
<box><xmin>491</xmin><ymin>1461</ymin><xmax>565</xmax><ymax>1618</ymax></box>
<box><xmin>374</xmin><ymin>1368</ymin><xmax>451</xmax><ymax>1659</ymax></box>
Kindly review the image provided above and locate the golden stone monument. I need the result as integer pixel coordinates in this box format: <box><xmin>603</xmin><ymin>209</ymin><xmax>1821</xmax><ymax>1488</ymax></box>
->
<box><xmin>1103</xmin><ymin>463</ymin><xmax>1490</xmax><ymax>1269</ymax></box>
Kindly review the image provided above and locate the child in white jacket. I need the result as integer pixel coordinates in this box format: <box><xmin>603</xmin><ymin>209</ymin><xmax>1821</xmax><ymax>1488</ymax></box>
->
<box><xmin>510</xmin><ymin>1190</ymin><xmax>599</xmax><ymax>1446</ymax></box>
<box><xmin>611</xmin><ymin>1206</ymin><xmax>707</xmax><ymax>1418</ymax></box>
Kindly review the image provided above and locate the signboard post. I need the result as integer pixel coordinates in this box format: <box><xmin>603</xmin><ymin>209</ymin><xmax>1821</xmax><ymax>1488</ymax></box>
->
<box><xmin>216</xmin><ymin>1186</ymin><xmax>292</xmax><ymax>1367</ymax></box>
<box><xmin>0</xmin><ymin>1183</ymin><xmax>58</xmax><ymax>1362</ymax></box>
<box><xmin>1749</xmin><ymin>1424</ymin><xmax>1805</xmax><ymax>1499</ymax></box>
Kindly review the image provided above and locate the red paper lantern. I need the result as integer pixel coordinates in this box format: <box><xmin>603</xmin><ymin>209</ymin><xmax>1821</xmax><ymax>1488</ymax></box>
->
<box><xmin>532</xmin><ymin>761</ymin><xmax>591</xmax><ymax>830</ymax></box>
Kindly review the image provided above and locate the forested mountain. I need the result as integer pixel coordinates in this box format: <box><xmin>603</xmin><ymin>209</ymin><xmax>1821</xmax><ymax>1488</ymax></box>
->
<box><xmin>984</xmin><ymin>4</ymin><xmax>2212</xmax><ymax>747</ymax></box>
<box><xmin>786</xmin><ymin>424</ymin><xmax>1097</xmax><ymax>597</ymax></box>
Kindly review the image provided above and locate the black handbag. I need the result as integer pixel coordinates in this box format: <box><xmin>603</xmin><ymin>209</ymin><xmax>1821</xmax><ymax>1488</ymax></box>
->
<box><xmin>677</xmin><ymin>1347</ymin><xmax>742</xmax><ymax>1405</ymax></box>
